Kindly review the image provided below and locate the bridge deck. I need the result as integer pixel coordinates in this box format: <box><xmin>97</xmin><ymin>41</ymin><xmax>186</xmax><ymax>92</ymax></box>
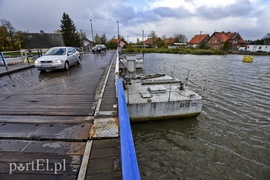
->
<box><xmin>0</xmin><ymin>51</ymin><xmax>121</xmax><ymax>180</ymax></box>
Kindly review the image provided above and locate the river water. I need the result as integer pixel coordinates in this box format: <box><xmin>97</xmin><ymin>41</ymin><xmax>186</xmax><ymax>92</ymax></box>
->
<box><xmin>131</xmin><ymin>54</ymin><xmax>270</xmax><ymax>180</ymax></box>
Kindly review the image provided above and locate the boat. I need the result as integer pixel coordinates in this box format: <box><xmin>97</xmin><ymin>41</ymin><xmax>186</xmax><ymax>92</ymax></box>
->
<box><xmin>118</xmin><ymin>54</ymin><xmax>203</xmax><ymax>122</ymax></box>
<box><xmin>242</xmin><ymin>55</ymin><xmax>254</xmax><ymax>63</ymax></box>
<box><xmin>119</xmin><ymin>54</ymin><xmax>144</xmax><ymax>69</ymax></box>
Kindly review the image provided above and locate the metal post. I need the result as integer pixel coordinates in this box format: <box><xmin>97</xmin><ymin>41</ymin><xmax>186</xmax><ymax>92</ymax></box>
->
<box><xmin>168</xmin><ymin>81</ymin><xmax>172</xmax><ymax>102</ymax></box>
<box><xmin>117</xmin><ymin>21</ymin><xmax>120</xmax><ymax>40</ymax></box>
<box><xmin>186</xmin><ymin>69</ymin><xmax>190</xmax><ymax>86</ymax></box>
<box><xmin>142</xmin><ymin>30</ymin><xmax>145</xmax><ymax>48</ymax></box>
<box><xmin>90</xmin><ymin>20</ymin><xmax>94</xmax><ymax>43</ymax></box>
<box><xmin>0</xmin><ymin>52</ymin><xmax>8</xmax><ymax>70</ymax></box>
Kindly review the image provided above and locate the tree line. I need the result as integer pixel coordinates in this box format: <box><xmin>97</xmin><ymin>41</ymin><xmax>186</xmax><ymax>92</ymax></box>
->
<box><xmin>1</xmin><ymin>13</ymin><xmax>269</xmax><ymax>51</ymax></box>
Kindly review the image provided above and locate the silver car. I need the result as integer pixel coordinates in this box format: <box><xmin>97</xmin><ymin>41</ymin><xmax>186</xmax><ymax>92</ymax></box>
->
<box><xmin>92</xmin><ymin>44</ymin><xmax>106</xmax><ymax>53</ymax></box>
<box><xmin>35</xmin><ymin>47</ymin><xmax>81</xmax><ymax>71</ymax></box>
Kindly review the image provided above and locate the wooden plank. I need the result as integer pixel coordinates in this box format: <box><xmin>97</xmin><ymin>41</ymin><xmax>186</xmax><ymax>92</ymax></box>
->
<box><xmin>0</xmin><ymin>153</ymin><xmax>82</xmax><ymax>164</ymax></box>
<box><xmin>0</xmin><ymin>162</ymin><xmax>80</xmax><ymax>175</ymax></box>
<box><xmin>0</xmin><ymin>123</ymin><xmax>92</xmax><ymax>141</ymax></box>
<box><xmin>0</xmin><ymin>140</ymin><xmax>86</xmax><ymax>155</ymax></box>
<box><xmin>0</xmin><ymin>174</ymin><xmax>77</xmax><ymax>180</ymax></box>
<box><xmin>0</xmin><ymin>94</ymin><xmax>95</xmax><ymax>115</ymax></box>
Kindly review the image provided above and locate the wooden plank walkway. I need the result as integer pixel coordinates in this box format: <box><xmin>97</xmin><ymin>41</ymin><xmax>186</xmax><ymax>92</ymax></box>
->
<box><xmin>86</xmin><ymin>58</ymin><xmax>121</xmax><ymax>180</ymax></box>
<box><xmin>0</xmin><ymin>51</ymin><xmax>122</xmax><ymax>179</ymax></box>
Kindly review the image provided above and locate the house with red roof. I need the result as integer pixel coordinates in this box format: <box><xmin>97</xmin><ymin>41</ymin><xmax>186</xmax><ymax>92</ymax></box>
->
<box><xmin>144</xmin><ymin>37</ymin><xmax>162</xmax><ymax>47</ymax></box>
<box><xmin>188</xmin><ymin>34</ymin><xmax>210</xmax><ymax>48</ymax></box>
<box><xmin>163</xmin><ymin>38</ymin><xmax>177</xmax><ymax>46</ymax></box>
<box><xmin>206</xmin><ymin>31</ymin><xmax>246</xmax><ymax>50</ymax></box>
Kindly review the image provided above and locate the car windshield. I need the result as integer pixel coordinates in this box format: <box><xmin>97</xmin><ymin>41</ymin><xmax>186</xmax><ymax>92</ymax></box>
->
<box><xmin>45</xmin><ymin>48</ymin><xmax>66</xmax><ymax>55</ymax></box>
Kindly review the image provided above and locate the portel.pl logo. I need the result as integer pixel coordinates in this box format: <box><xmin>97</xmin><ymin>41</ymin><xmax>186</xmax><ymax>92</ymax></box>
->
<box><xmin>9</xmin><ymin>159</ymin><xmax>66</xmax><ymax>174</ymax></box>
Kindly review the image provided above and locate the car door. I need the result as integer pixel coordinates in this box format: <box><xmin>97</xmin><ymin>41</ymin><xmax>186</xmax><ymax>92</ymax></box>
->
<box><xmin>72</xmin><ymin>48</ymin><xmax>78</xmax><ymax>64</ymax></box>
<box><xmin>67</xmin><ymin>48</ymin><xmax>75</xmax><ymax>65</ymax></box>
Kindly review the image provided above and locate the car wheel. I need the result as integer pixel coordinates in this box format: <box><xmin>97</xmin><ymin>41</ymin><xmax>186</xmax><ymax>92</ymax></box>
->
<box><xmin>77</xmin><ymin>57</ymin><xmax>81</xmax><ymax>65</ymax></box>
<box><xmin>64</xmin><ymin>61</ymin><xmax>69</xmax><ymax>70</ymax></box>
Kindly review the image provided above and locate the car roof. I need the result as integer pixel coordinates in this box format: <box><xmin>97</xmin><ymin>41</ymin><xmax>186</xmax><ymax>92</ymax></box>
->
<box><xmin>49</xmin><ymin>46</ymin><xmax>75</xmax><ymax>49</ymax></box>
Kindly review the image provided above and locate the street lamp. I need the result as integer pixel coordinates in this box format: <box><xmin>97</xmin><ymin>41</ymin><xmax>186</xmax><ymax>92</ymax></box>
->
<box><xmin>117</xmin><ymin>20</ymin><xmax>119</xmax><ymax>40</ymax></box>
<box><xmin>90</xmin><ymin>19</ymin><xmax>94</xmax><ymax>43</ymax></box>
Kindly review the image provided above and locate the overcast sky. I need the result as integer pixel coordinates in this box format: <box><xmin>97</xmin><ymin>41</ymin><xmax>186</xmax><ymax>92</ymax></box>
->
<box><xmin>0</xmin><ymin>0</ymin><xmax>269</xmax><ymax>42</ymax></box>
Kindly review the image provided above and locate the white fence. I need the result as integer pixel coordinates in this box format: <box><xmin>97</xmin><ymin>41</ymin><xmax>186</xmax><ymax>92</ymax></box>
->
<box><xmin>0</xmin><ymin>49</ymin><xmax>43</xmax><ymax>66</ymax></box>
<box><xmin>0</xmin><ymin>56</ymin><xmax>24</xmax><ymax>65</ymax></box>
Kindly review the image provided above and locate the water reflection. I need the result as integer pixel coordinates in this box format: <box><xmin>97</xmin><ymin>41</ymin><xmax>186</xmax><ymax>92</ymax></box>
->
<box><xmin>132</xmin><ymin>118</ymin><xmax>199</xmax><ymax>179</ymax></box>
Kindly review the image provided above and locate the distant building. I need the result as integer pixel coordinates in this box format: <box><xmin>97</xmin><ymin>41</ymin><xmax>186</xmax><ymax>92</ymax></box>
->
<box><xmin>246</xmin><ymin>45</ymin><xmax>270</xmax><ymax>52</ymax></box>
<box><xmin>188</xmin><ymin>34</ymin><xmax>210</xmax><ymax>48</ymax></box>
<box><xmin>206</xmin><ymin>31</ymin><xmax>246</xmax><ymax>50</ymax></box>
<box><xmin>81</xmin><ymin>37</ymin><xmax>94</xmax><ymax>51</ymax></box>
<box><xmin>144</xmin><ymin>37</ymin><xmax>162</xmax><ymax>47</ymax></box>
<box><xmin>21</xmin><ymin>31</ymin><xmax>64</xmax><ymax>49</ymax></box>
<box><xmin>168</xmin><ymin>43</ymin><xmax>188</xmax><ymax>49</ymax></box>
<box><xmin>163</xmin><ymin>38</ymin><xmax>177</xmax><ymax>46</ymax></box>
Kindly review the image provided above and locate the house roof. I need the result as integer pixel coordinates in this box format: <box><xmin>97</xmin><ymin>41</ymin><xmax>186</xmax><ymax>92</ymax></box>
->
<box><xmin>111</xmin><ymin>38</ymin><xmax>127</xmax><ymax>44</ymax></box>
<box><xmin>188</xmin><ymin>34</ymin><xmax>209</xmax><ymax>44</ymax></box>
<box><xmin>22</xmin><ymin>32</ymin><xmax>64</xmax><ymax>49</ymax></box>
<box><xmin>144</xmin><ymin>37</ymin><xmax>161</xmax><ymax>45</ymax></box>
<box><xmin>212</xmin><ymin>32</ymin><xmax>245</xmax><ymax>44</ymax></box>
<box><xmin>164</xmin><ymin>38</ymin><xmax>177</xmax><ymax>45</ymax></box>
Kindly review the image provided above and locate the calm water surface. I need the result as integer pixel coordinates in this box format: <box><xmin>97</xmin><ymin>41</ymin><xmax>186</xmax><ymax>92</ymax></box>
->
<box><xmin>131</xmin><ymin>54</ymin><xmax>270</xmax><ymax>180</ymax></box>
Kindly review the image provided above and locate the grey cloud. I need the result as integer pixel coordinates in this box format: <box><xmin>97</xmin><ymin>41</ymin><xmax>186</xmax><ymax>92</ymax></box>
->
<box><xmin>153</xmin><ymin>7</ymin><xmax>192</xmax><ymax>18</ymax></box>
<box><xmin>110</xmin><ymin>5</ymin><xmax>192</xmax><ymax>27</ymax></box>
<box><xmin>197</xmin><ymin>0</ymin><xmax>253</xmax><ymax>19</ymax></box>
<box><xmin>111</xmin><ymin>4</ymin><xmax>137</xmax><ymax>23</ymax></box>
<box><xmin>109</xmin><ymin>4</ymin><xmax>161</xmax><ymax>26</ymax></box>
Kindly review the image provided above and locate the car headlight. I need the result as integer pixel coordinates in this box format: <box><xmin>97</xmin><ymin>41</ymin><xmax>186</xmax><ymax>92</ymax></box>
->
<box><xmin>35</xmin><ymin>60</ymin><xmax>40</xmax><ymax>64</ymax></box>
<box><xmin>54</xmin><ymin>59</ymin><xmax>63</xmax><ymax>63</ymax></box>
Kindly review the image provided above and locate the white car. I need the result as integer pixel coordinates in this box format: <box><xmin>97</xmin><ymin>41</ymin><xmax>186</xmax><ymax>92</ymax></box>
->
<box><xmin>35</xmin><ymin>47</ymin><xmax>81</xmax><ymax>71</ymax></box>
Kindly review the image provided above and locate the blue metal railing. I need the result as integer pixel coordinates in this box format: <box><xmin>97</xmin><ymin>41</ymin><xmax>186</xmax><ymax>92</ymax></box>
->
<box><xmin>0</xmin><ymin>52</ymin><xmax>8</xmax><ymax>70</ymax></box>
<box><xmin>117</xmin><ymin>78</ymin><xmax>140</xmax><ymax>180</ymax></box>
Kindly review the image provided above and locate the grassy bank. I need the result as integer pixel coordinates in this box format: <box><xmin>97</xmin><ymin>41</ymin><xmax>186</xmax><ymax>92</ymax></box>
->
<box><xmin>124</xmin><ymin>47</ymin><xmax>227</xmax><ymax>55</ymax></box>
<box><xmin>123</xmin><ymin>47</ymin><xmax>270</xmax><ymax>55</ymax></box>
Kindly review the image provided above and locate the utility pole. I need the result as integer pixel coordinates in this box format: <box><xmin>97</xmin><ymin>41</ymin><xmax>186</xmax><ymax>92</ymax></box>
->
<box><xmin>117</xmin><ymin>20</ymin><xmax>120</xmax><ymax>40</ymax></box>
<box><xmin>142</xmin><ymin>30</ymin><xmax>145</xmax><ymax>48</ymax></box>
<box><xmin>90</xmin><ymin>19</ymin><xmax>94</xmax><ymax>43</ymax></box>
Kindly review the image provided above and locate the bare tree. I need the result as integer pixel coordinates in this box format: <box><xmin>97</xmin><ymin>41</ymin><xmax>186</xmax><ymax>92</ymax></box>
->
<box><xmin>161</xmin><ymin>34</ymin><xmax>167</xmax><ymax>40</ymax></box>
<box><xmin>174</xmin><ymin>34</ymin><xmax>187</xmax><ymax>43</ymax></box>
<box><xmin>148</xmin><ymin>31</ymin><xmax>158</xmax><ymax>46</ymax></box>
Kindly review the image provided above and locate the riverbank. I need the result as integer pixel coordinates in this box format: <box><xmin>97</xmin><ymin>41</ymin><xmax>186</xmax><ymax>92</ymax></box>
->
<box><xmin>123</xmin><ymin>47</ymin><xmax>270</xmax><ymax>55</ymax></box>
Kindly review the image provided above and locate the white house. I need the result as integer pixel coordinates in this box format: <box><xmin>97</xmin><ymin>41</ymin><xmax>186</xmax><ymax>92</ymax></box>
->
<box><xmin>246</xmin><ymin>45</ymin><xmax>270</xmax><ymax>52</ymax></box>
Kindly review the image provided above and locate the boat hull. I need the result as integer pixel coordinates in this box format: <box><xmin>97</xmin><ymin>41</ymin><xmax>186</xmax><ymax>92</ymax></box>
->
<box><xmin>128</xmin><ymin>99</ymin><xmax>203</xmax><ymax>122</ymax></box>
